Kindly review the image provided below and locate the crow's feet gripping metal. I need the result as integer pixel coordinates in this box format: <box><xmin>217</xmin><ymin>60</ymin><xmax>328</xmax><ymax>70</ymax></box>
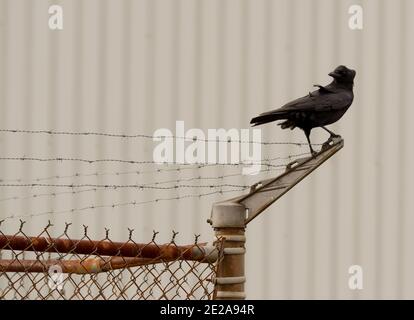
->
<box><xmin>322</xmin><ymin>135</ymin><xmax>342</xmax><ymax>152</ymax></box>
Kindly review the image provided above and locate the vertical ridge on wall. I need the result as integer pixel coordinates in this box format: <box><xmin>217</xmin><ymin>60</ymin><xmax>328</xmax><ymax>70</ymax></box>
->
<box><xmin>396</xmin><ymin>0</ymin><xmax>408</xmax><ymax>299</ymax></box>
<box><xmin>71</xmin><ymin>0</ymin><xmax>83</xmax><ymax>238</ymax></box>
<box><xmin>351</xmin><ymin>0</ymin><xmax>364</xmax><ymax>301</ymax></box>
<box><xmin>143</xmin><ymin>0</ymin><xmax>156</xmax><ymax>235</ymax></box>
<box><xmin>330</xmin><ymin>0</ymin><xmax>341</xmax><ymax>299</ymax></box>
<box><xmin>95</xmin><ymin>0</ymin><xmax>108</xmax><ymax>237</ymax></box>
<box><xmin>374</xmin><ymin>0</ymin><xmax>385</xmax><ymax>299</ymax></box>
<box><xmin>261</xmin><ymin>0</ymin><xmax>271</xmax><ymax>299</ymax></box>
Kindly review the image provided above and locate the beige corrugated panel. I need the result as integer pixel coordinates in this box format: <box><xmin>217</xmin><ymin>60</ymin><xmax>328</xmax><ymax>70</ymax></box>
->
<box><xmin>0</xmin><ymin>0</ymin><xmax>413</xmax><ymax>299</ymax></box>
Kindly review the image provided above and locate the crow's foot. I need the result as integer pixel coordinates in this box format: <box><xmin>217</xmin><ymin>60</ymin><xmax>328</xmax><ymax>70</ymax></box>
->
<box><xmin>321</xmin><ymin>126</ymin><xmax>340</xmax><ymax>139</ymax></box>
<box><xmin>321</xmin><ymin>134</ymin><xmax>342</xmax><ymax>151</ymax></box>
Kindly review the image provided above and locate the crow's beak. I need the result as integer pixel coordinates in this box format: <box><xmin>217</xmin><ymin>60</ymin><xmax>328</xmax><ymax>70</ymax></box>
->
<box><xmin>329</xmin><ymin>71</ymin><xmax>340</xmax><ymax>78</ymax></box>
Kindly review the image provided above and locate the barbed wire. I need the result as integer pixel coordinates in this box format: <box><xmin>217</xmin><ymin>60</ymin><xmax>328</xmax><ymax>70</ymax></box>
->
<box><xmin>0</xmin><ymin>188</ymin><xmax>99</xmax><ymax>203</ymax></box>
<box><xmin>0</xmin><ymin>156</ymin><xmax>163</xmax><ymax>165</ymax></box>
<box><xmin>0</xmin><ymin>151</ymin><xmax>310</xmax><ymax>167</ymax></box>
<box><xmin>0</xmin><ymin>152</ymin><xmax>309</xmax><ymax>184</ymax></box>
<box><xmin>0</xmin><ymin>182</ymin><xmax>249</xmax><ymax>189</ymax></box>
<box><xmin>1</xmin><ymin>165</ymin><xmax>211</xmax><ymax>184</ymax></box>
<box><xmin>0</xmin><ymin>129</ymin><xmax>315</xmax><ymax>222</ymax></box>
<box><xmin>0</xmin><ymin>167</ymin><xmax>284</xmax><ymax>203</ymax></box>
<box><xmin>0</xmin><ymin>159</ymin><xmax>293</xmax><ymax>189</ymax></box>
<box><xmin>1</xmin><ymin>188</ymin><xmax>248</xmax><ymax>221</ymax></box>
<box><xmin>0</xmin><ymin>128</ymin><xmax>323</xmax><ymax>146</ymax></box>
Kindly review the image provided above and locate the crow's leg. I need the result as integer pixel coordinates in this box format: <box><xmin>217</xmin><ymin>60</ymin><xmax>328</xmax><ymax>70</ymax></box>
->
<box><xmin>303</xmin><ymin>128</ymin><xmax>317</xmax><ymax>156</ymax></box>
<box><xmin>321</xmin><ymin>126</ymin><xmax>340</xmax><ymax>138</ymax></box>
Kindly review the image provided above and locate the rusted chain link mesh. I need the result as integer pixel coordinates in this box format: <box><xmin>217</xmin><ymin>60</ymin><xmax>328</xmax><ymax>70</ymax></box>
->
<box><xmin>0</xmin><ymin>221</ymin><xmax>224</xmax><ymax>300</ymax></box>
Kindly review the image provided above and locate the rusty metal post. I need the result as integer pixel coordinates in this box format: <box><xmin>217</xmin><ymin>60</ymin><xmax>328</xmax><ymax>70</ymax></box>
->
<box><xmin>209</xmin><ymin>201</ymin><xmax>246</xmax><ymax>300</ymax></box>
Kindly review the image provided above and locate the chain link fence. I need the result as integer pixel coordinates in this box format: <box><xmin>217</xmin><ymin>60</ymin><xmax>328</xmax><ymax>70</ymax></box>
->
<box><xmin>0</xmin><ymin>221</ymin><xmax>224</xmax><ymax>300</ymax></box>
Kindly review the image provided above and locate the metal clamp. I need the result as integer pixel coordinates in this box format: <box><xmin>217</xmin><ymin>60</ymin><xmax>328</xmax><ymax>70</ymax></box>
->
<box><xmin>216</xmin><ymin>291</ymin><xmax>246</xmax><ymax>299</ymax></box>
<box><xmin>223</xmin><ymin>247</ymin><xmax>245</xmax><ymax>255</ymax></box>
<box><xmin>214</xmin><ymin>276</ymin><xmax>246</xmax><ymax>285</ymax></box>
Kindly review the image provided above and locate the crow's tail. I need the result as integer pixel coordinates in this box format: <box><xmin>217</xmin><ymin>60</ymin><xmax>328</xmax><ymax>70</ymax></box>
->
<box><xmin>250</xmin><ymin>111</ymin><xmax>289</xmax><ymax>127</ymax></box>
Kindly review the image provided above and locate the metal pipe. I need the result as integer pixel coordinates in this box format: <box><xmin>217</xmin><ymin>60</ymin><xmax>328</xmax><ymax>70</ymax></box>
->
<box><xmin>0</xmin><ymin>257</ymin><xmax>168</xmax><ymax>274</ymax></box>
<box><xmin>209</xmin><ymin>202</ymin><xmax>246</xmax><ymax>300</ymax></box>
<box><xmin>0</xmin><ymin>235</ymin><xmax>216</xmax><ymax>262</ymax></box>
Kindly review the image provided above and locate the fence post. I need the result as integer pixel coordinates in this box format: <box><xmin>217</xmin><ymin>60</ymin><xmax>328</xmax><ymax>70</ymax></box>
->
<box><xmin>209</xmin><ymin>201</ymin><xmax>246</xmax><ymax>300</ymax></box>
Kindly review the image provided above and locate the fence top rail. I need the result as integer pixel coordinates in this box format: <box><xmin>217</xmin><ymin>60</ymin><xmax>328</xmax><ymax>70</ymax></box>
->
<box><xmin>0</xmin><ymin>223</ymin><xmax>223</xmax><ymax>300</ymax></box>
<box><xmin>0</xmin><ymin>234</ymin><xmax>219</xmax><ymax>263</ymax></box>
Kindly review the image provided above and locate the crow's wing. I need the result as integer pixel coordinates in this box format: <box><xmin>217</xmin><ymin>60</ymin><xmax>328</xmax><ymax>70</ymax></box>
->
<box><xmin>250</xmin><ymin>90</ymin><xmax>353</xmax><ymax>125</ymax></box>
<box><xmin>277</xmin><ymin>90</ymin><xmax>351</xmax><ymax>113</ymax></box>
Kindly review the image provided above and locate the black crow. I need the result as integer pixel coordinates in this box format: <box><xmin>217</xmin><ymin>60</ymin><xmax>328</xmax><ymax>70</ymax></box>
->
<box><xmin>250</xmin><ymin>65</ymin><xmax>356</xmax><ymax>155</ymax></box>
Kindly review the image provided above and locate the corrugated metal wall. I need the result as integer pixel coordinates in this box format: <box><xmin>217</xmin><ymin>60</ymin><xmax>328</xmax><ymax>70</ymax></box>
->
<box><xmin>0</xmin><ymin>0</ymin><xmax>413</xmax><ymax>299</ymax></box>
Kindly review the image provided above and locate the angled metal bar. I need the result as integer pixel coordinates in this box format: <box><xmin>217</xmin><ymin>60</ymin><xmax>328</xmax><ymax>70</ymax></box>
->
<box><xmin>243</xmin><ymin>136</ymin><xmax>343</xmax><ymax>224</ymax></box>
<box><xmin>211</xmin><ymin>136</ymin><xmax>344</xmax><ymax>225</ymax></box>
